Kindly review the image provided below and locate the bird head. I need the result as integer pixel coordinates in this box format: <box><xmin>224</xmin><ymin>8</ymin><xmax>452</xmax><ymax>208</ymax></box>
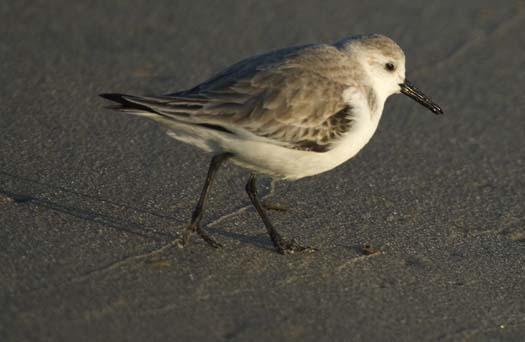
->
<box><xmin>338</xmin><ymin>34</ymin><xmax>443</xmax><ymax>114</ymax></box>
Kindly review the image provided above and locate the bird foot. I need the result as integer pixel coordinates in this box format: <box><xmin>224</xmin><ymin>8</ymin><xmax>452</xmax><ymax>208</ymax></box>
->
<box><xmin>197</xmin><ymin>226</ymin><xmax>223</xmax><ymax>248</ymax></box>
<box><xmin>176</xmin><ymin>224</ymin><xmax>223</xmax><ymax>249</ymax></box>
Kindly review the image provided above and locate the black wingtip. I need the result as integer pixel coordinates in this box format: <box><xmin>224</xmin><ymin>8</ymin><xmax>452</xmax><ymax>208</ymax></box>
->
<box><xmin>99</xmin><ymin>93</ymin><xmax>127</xmax><ymax>104</ymax></box>
<box><xmin>99</xmin><ymin>93</ymin><xmax>158</xmax><ymax>113</ymax></box>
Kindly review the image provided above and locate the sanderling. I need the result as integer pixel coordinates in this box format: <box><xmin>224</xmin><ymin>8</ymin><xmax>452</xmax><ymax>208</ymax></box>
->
<box><xmin>100</xmin><ymin>34</ymin><xmax>443</xmax><ymax>254</ymax></box>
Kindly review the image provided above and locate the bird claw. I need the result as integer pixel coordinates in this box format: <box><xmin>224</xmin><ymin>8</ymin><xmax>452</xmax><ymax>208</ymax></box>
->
<box><xmin>197</xmin><ymin>227</ymin><xmax>223</xmax><ymax>248</ymax></box>
<box><xmin>176</xmin><ymin>224</ymin><xmax>223</xmax><ymax>249</ymax></box>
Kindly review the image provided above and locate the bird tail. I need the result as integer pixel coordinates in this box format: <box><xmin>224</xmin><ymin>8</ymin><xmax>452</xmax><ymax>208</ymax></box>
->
<box><xmin>100</xmin><ymin>92</ymin><xmax>241</xmax><ymax>130</ymax></box>
<box><xmin>99</xmin><ymin>93</ymin><xmax>141</xmax><ymax>110</ymax></box>
<box><xmin>100</xmin><ymin>93</ymin><xmax>169</xmax><ymax>115</ymax></box>
<box><xmin>98</xmin><ymin>93</ymin><xmax>239</xmax><ymax>152</ymax></box>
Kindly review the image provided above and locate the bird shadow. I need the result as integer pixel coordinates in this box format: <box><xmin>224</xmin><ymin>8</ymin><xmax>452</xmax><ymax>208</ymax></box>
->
<box><xmin>0</xmin><ymin>170</ymin><xmax>180</xmax><ymax>221</ymax></box>
<box><xmin>0</xmin><ymin>170</ymin><xmax>177</xmax><ymax>241</ymax></box>
<box><xmin>0</xmin><ymin>170</ymin><xmax>278</xmax><ymax>250</ymax></box>
<box><xmin>0</xmin><ymin>187</ymin><xmax>174</xmax><ymax>241</ymax></box>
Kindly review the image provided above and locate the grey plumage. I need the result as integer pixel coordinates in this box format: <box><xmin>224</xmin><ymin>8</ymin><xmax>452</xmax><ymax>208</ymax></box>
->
<box><xmin>101</xmin><ymin>42</ymin><xmax>375</xmax><ymax>151</ymax></box>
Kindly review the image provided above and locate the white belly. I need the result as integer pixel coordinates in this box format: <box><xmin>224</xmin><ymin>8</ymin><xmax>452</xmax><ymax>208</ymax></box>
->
<box><xmin>226</xmin><ymin>115</ymin><xmax>381</xmax><ymax>180</ymax></box>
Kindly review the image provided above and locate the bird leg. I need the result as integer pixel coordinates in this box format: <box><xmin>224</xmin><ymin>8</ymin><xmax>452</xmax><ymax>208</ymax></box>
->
<box><xmin>245</xmin><ymin>175</ymin><xmax>317</xmax><ymax>254</ymax></box>
<box><xmin>177</xmin><ymin>153</ymin><xmax>232</xmax><ymax>248</ymax></box>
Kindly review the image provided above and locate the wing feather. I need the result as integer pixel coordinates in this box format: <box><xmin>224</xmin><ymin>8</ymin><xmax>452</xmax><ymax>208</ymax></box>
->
<box><xmin>118</xmin><ymin>44</ymin><xmax>364</xmax><ymax>150</ymax></box>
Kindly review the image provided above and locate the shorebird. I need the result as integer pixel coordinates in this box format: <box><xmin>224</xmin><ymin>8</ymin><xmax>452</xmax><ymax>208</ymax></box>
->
<box><xmin>100</xmin><ymin>34</ymin><xmax>443</xmax><ymax>254</ymax></box>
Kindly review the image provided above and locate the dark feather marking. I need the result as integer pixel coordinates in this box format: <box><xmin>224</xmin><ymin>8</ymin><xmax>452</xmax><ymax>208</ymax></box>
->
<box><xmin>195</xmin><ymin>123</ymin><xmax>233</xmax><ymax>134</ymax></box>
<box><xmin>294</xmin><ymin>141</ymin><xmax>330</xmax><ymax>152</ymax></box>
<box><xmin>167</xmin><ymin>103</ymin><xmax>203</xmax><ymax>110</ymax></box>
<box><xmin>366</xmin><ymin>88</ymin><xmax>378</xmax><ymax>113</ymax></box>
<box><xmin>100</xmin><ymin>93</ymin><xmax>159</xmax><ymax>113</ymax></box>
<box><xmin>291</xmin><ymin>105</ymin><xmax>354</xmax><ymax>153</ymax></box>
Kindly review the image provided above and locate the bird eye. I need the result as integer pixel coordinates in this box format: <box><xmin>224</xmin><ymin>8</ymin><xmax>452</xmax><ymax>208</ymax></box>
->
<box><xmin>385</xmin><ymin>63</ymin><xmax>395</xmax><ymax>72</ymax></box>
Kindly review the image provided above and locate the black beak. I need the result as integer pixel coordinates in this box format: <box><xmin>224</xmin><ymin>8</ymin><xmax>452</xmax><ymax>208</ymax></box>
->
<box><xmin>399</xmin><ymin>79</ymin><xmax>443</xmax><ymax>115</ymax></box>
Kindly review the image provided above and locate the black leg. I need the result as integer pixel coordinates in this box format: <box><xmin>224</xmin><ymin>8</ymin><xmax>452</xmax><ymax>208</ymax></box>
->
<box><xmin>177</xmin><ymin>153</ymin><xmax>232</xmax><ymax>248</ymax></box>
<box><xmin>245</xmin><ymin>175</ymin><xmax>317</xmax><ymax>254</ymax></box>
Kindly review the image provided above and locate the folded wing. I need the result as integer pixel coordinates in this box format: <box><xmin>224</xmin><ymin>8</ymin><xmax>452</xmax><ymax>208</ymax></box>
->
<box><xmin>102</xmin><ymin>44</ymin><xmax>361</xmax><ymax>152</ymax></box>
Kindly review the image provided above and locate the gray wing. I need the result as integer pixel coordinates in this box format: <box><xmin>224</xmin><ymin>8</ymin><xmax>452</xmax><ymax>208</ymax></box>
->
<box><xmin>117</xmin><ymin>44</ymin><xmax>360</xmax><ymax>151</ymax></box>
